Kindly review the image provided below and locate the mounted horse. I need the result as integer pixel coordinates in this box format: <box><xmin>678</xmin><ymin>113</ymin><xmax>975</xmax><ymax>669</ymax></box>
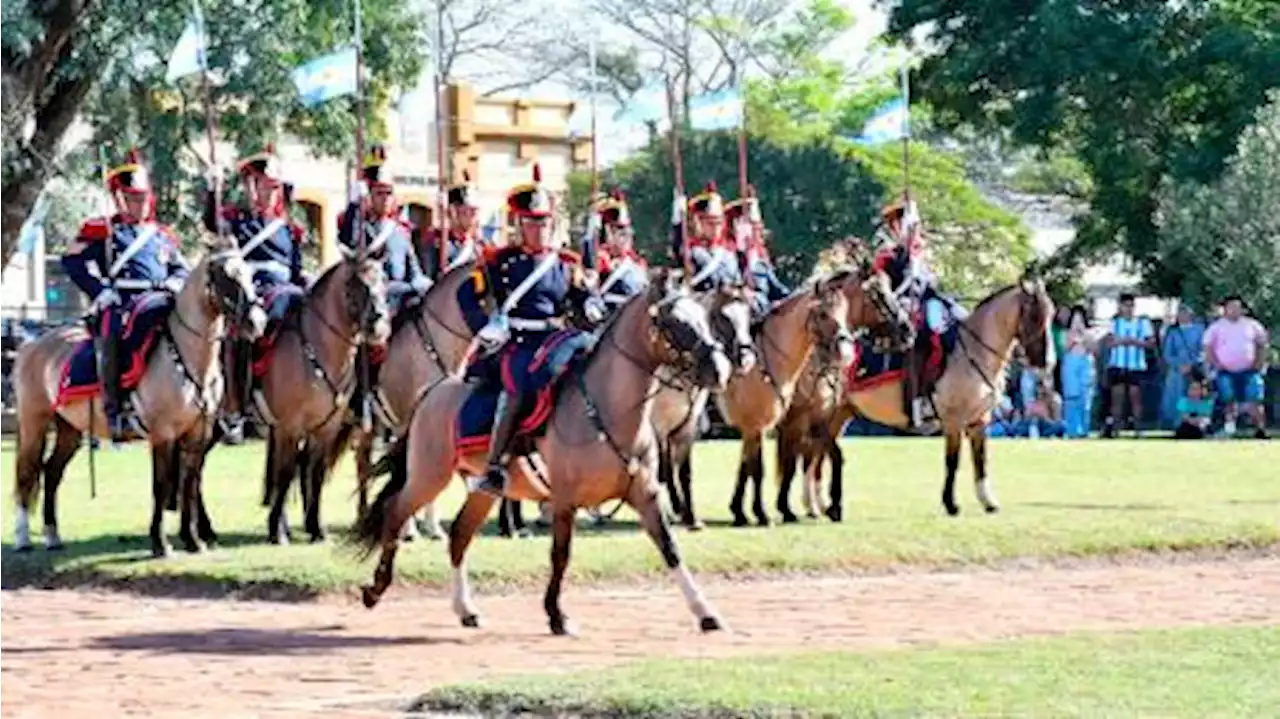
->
<box><xmin>352</xmin><ymin>279</ymin><xmax>733</xmax><ymax>634</ymax></box>
<box><xmin>778</xmin><ymin>273</ymin><xmax>1053</xmax><ymax>519</ymax></box>
<box><xmin>12</xmin><ymin>245</ymin><xmax>265</xmax><ymax>556</ymax></box>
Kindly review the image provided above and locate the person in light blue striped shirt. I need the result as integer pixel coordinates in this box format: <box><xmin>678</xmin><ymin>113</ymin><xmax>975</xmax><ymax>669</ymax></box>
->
<box><xmin>1101</xmin><ymin>293</ymin><xmax>1155</xmax><ymax>437</ymax></box>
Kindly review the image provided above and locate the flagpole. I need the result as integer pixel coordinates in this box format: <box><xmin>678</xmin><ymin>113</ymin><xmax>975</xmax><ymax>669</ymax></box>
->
<box><xmin>353</xmin><ymin>0</ymin><xmax>366</xmax><ymax>225</ymax></box>
<box><xmin>589</xmin><ymin>37</ymin><xmax>599</xmax><ymax>199</ymax></box>
<box><xmin>737</xmin><ymin>84</ymin><xmax>748</xmax><ymax>197</ymax></box>
<box><xmin>434</xmin><ymin>0</ymin><xmax>449</xmax><ymax>270</ymax></box>
<box><xmin>900</xmin><ymin>64</ymin><xmax>911</xmax><ymax>196</ymax></box>
<box><xmin>192</xmin><ymin>0</ymin><xmax>223</xmax><ymax>239</ymax></box>
<box><xmin>664</xmin><ymin>65</ymin><xmax>688</xmax><ymax>276</ymax></box>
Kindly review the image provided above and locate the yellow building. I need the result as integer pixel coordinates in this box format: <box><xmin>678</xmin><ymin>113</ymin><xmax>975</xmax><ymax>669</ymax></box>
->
<box><xmin>282</xmin><ymin>82</ymin><xmax>593</xmax><ymax>266</ymax></box>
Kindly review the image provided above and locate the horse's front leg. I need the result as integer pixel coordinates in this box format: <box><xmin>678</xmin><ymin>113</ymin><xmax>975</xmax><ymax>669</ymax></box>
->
<box><xmin>677</xmin><ymin>448</ymin><xmax>703</xmax><ymax>531</ymax></box>
<box><xmin>775</xmin><ymin>430</ymin><xmax>800</xmax><ymax>523</ymax></box>
<box><xmin>545</xmin><ymin>503</ymin><xmax>577</xmax><ymax>636</ymax></box>
<box><xmin>266</xmin><ymin>434</ymin><xmax>299</xmax><ymax>544</ymax></box>
<box><xmin>942</xmin><ymin>429</ymin><xmax>962</xmax><ymax>516</ymax></box>
<box><xmin>40</xmin><ymin>419</ymin><xmax>81</xmax><ymax>550</ymax></box>
<box><xmin>729</xmin><ymin>445</ymin><xmax>751</xmax><ymax>527</ymax></box>
<box><xmin>824</xmin><ymin>438</ymin><xmax>845</xmax><ymax>523</ymax></box>
<box><xmin>633</xmin><ymin>481</ymin><xmax>723</xmax><ymax>632</ymax></box>
<box><xmin>445</xmin><ymin>492</ymin><xmax>498</xmax><ymax>626</ymax></box>
<box><xmin>177</xmin><ymin>431</ymin><xmax>211</xmax><ymax>553</ymax></box>
<box><xmin>149</xmin><ymin>441</ymin><xmax>176</xmax><ymax>558</ymax></box>
<box><xmin>968</xmin><ymin>424</ymin><xmax>998</xmax><ymax>513</ymax></box>
<box><xmin>302</xmin><ymin>435</ymin><xmax>332</xmax><ymax>543</ymax></box>
<box><xmin>747</xmin><ymin>434</ymin><xmax>770</xmax><ymax>526</ymax></box>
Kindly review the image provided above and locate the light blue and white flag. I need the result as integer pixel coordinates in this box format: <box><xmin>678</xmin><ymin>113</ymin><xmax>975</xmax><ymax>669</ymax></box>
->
<box><xmin>17</xmin><ymin>192</ymin><xmax>51</xmax><ymax>256</ymax></box>
<box><xmin>852</xmin><ymin>97</ymin><xmax>909</xmax><ymax>145</ymax></box>
<box><xmin>612</xmin><ymin>85</ymin><xmax>667</xmax><ymax>127</ymax></box>
<box><xmin>165</xmin><ymin>2</ymin><xmax>208</xmax><ymax>83</ymax></box>
<box><xmin>481</xmin><ymin>212</ymin><xmax>502</xmax><ymax>244</ymax></box>
<box><xmin>688</xmin><ymin>88</ymin><xmax>744</xmax><ymax>131</ymax></box>
<box><xmin>292</xmin><ymin>47</ymin><xmax>359</xmax><ymax>108</ymax></box>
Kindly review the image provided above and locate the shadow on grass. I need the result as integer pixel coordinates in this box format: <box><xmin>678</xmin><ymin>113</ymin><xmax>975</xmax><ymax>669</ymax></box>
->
<box><xmin>1021</xmin><ymin>501</ymin><xmax>1171</xmax><ymax>512</ymax></box>
<box><xmin>90</xmin><ymin>626</ymin><xmax>456</xmax><ymax>655</ymax></box>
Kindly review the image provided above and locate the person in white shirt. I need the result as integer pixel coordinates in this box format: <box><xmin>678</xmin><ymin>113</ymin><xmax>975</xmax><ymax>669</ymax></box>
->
<box><xmin>1101</xmin><ymin>293</ymin><xmax>1155</xmax><ymax>438</ymax></box>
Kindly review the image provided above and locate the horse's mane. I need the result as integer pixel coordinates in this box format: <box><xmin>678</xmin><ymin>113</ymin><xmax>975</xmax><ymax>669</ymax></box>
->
<box><xmin>971</xmin><ymin>284</ymin><xmax>1019</xmax><ymax>314</ymax></box>
<box><xmin>308</xmin><ymin>259</ymin><xmax>345</xmax><ymax>299</ymax></box>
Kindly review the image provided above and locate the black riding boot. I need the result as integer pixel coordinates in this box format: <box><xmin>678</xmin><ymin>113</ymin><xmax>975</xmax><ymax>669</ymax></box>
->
<box><xmin>97</xmin><ymin>335</ymin><xmax>127</xmax><ymax>442</ymax></box>
<box><xmin>467</xmin><ymin>390</ymin><xmax>527</xmax><ymax>497</ymax></box>
<box><xmin>220</xmin><ymin>340</ymin><xmax>250</xmax><ymax>444</ymax></box>
<box><xmin>902</xmin><ymin>346</ymin><xmax>918</xmax><ymax>430</ymax></box>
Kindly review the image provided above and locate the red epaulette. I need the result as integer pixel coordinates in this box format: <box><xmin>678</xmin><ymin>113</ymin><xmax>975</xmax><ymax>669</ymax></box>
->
<box><xmin>77</xmin><ymin>217</ymin><xmax>111</xmax><ymax>241</ymax></box>
<box><xmin>219</xmin><ymin>205</ymin><xmax>242</xmax><ymax>222</ymax></box>
<box><xmin>289</xmin><ymin>222</ymin><xmax>306</xmax><ymax>243</ymax></box>
<box><xmin>557</xmin><ymin>248</ymin><xmax>582</xmax><ymax>264</ymax></box>
<box><xmin>478</xmin><ymin>244</ymin><xmax>506</xmax><ymax>266</ymax></box>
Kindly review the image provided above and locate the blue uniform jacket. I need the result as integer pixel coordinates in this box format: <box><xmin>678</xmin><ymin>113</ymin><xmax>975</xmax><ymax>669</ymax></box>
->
<box><xmin>204</xmin><ymin>191</ymin><xmax>303</xmax><ymax>287</ymax></box>
<box><xmin>422</xmin><ymin>228</ymin><xmax>479</xmax><ymax>279</ymax></box>
<box><xmin>338</xmin><ymin>202</ymin><xmax>426</xmax><ymax>308</ymax></box>
<box><xmin>596</xmin><ymin>249</ymin><xmax>648</xmax><ymax>309</ymax></box>
<box><xmin>62</xmin><ymin>215</ymin><xmax>189</xmax><ymax>302</ymax></box>
<box><xmin>458</xmin><ymin>246</ymin><xmax>597</xmax><ymax>345</ymax></box>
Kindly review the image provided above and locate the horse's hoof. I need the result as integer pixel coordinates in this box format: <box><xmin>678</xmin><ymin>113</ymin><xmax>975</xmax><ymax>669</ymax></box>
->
<box><xmin>549</xmin><ymin>616</ymin><xmax>575</xmax><ymax>636</ymax></box>
<box><xmin>779</xmin><ymin>511</ymin><xmax>799</xmax><ymax>524</ymax></box>
<box><xmin>516</xmin><ymin>527</ymin><xmax>533</xmax><ymax>539</ymax></box>
<box><xmin>401</xmin><ymin>532</ymin><xmax>416</xmax><ymax>543</ymax></box>
<box><xmin>805</xmin><ymin>510</ymin><xmax>820</xmax><ymax>519</ymax></box>
<box><xmin>943</xmin><ymin>503</ymin><xmax>960</xmax><ymax>517</ymax></box>
<box><xmin>45</xmin><ymin>542</ymin><xmax>65</xmax><ymax>552</ymax></box>
<box><xmin>151</xmin><ymin>544</ymin><xmax>172</xmax><ymax>559</ymax></box>
<box><xmin>699</xmin><ymin>616</ymin><xmax>724</xmax><ymax>633</ymax></box>
<box><xmin>754</xmin><ymin>514</ymin><xmax>772</xmax><ymax>528</ymax></box>
<box><xmin>460</xmin><ymin>613</ymin><xmax>481</xmax><ymax>628</ymax></box>
<box><xmin>308</xmin><ymin>532</ymin><xmax>327</xmax><ymax>544</ymax></box>
<box><xmin>731</xmin><ymin>514</ymin><xmax>750</xmax><ymax>528</ymax></box>
<box><xmin>825</xmin><ymin>506</ymin><xmax>844</xmax><ymax>523</ymax></box>
<box><xmin>361</xmin><ymin>586</ymin><xmax>381</xmax><ymax>609</ymax></box>
<box><xmin>687</xmin><ymin>519</ymin><xmax>705</xmax><ymax>532</ymax></box>
<box><xmin>984</xmin><ymin>504</ymin><xmax>1000</xmax><ymax>515</ymax></box>
<box><xmin>181</xmin><ymin>540</ymin><xmax>207</xmax><ymax>554</ymax></box>
<box><xmin>14</xmin><ymin>544</ymin><xmax>33</xmax><ymax>553</ymax></box>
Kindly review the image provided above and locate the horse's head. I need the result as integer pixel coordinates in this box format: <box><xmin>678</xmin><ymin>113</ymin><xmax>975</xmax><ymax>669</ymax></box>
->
<box><xmin>203</xmin><ymin>238</ymin><xmax>267</xmax><ymax>341</ymax></box>
<box><xmin>705</xmin><ymin>283</ymin><xmax>757</xmax><ymax>373</ymax></box>
<box><xmin>1016</xmin><ymin>270</ymin><xmax>1054</xmax><ymax>369</ymax></box>
<box><xmin>810</xmin><ymin>274</ymin><xmax>858</xmax><ymax>366</ymax></box>
<box><xmin>337</xmin><ymin>246</ymin><xmax>392</xmax><ymax>346</ymax></box>
<box><xmin>643</xmin><ymin>269</ymin><xmax>733</xmax><ymax>391</ymax></box>
<box><xmin>835</xmin><ymin>239</ymin><xmax>914</xmax><ymax>351</ymax></box>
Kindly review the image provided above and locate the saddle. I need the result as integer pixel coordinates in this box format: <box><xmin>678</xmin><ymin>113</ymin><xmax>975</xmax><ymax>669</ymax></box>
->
<box><xmin>455</xmin><ymin>329</ymin><xmax>592</xmax><ymax>453</ymax></box>
<box><xmin>56</xmin><ymin>292</ymin><xmax>173</xmax><ymax>407</ymax></box>
<box><xmin>248</xmin><ymin>288</ymin><xmax>306</xmax><ymax>379</ymax></box>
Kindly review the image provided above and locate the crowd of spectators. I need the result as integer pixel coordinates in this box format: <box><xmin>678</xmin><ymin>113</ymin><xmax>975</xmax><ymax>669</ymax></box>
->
<box><xmin>988</xmin><ymin>293</ymin><xmax>1271</xmax><ymax>440</ymax></box>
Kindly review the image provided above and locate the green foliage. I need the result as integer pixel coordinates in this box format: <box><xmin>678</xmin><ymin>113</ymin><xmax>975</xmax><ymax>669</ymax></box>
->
<box><xmin>887</xmin><ymin>0</ymin><xmax>1280</xmax><ymax>295</ymax></box>
<box><xmin>602</xmin><ymin>132</ymin><xmax>885</xmax><ymax>283</ymax></box>
<box><xmin>1156</xmin><ymin>91</ymin><xmax>1280</xmax><ymax>342</ymax></box>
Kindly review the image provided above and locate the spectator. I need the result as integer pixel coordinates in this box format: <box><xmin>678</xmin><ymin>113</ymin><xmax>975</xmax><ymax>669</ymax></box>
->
<box><xmin>1061</xmin><ymin>330</ymin><xmax>1097</xmax><ymax>438</ymax></box>
<box><xmin>986</xmin><ymin>395</ymin><xmax>1023</xmax><ymax>438</ymax></box>
<box><xmin>1051</xmin><ymin>305</ymin><xmax>1072</xmax><ymax>394</ymax></box>
<box><xmin>1068</xmin><ymin>304</ymin><xmax>1090</xmax><ymax>334</ymax></box>
<box><xmin>1203</xmin><ymin>295</ymin><xmax>1270</xmax><ymax>439</ymax></box>
<box><xmin>1160</xmin><ymin>305</ymin><xmax>1206</xmax><ymax>429</ymax></box>
<box><xmin>1019</xmin><ymin>365</ymin><xmax>1041</xmax><ymax>412</ymax></box>
<box><xmin>1025</xmin><ymin>373</ymin><xmax>1066</xmax><ymax>438</ymax></box>
<box><xmin>1101</xmin><ymin>293</ymin><xmax>1155</xmax><ymax>438</ymax></box>
<box><xmin>1174</xmin><ymin>371</ymin><xmax>1214</xmax><ymax>440</ymax></box>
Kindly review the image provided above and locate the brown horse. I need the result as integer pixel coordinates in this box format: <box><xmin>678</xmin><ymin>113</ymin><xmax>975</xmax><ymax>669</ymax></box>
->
<box><xmin>353</xmin><ymin>278</ymin><xmax>734</xmax><ymax>635</ymax></box>
<box><xmin>653</xmin><ymin>284</ymin><xmax>757</xmax><ymax>530</ymax></box>
<box><xmin>12</xmin><ymin>247</ymin><xmax>266</xmax><ymax>556</ymax></box>
<box><xmin>258</xmin><ymin>251</ymin><xmax>390</xmax><ymax>544</ymax></box>
<box><xmin>780</xmin><ymin>275</ymin><xmax>1054</xmax><ymax>519</ymax></box>
<box><xmin>720</xmin><ymin>266</ymin><xmax>912</xmax><ymax>527</ymax></box>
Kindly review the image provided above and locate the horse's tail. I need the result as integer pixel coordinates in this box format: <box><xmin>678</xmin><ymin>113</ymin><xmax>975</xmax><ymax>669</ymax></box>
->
<box><xmin>348</xmin><ymin>437</ymin><xmax>409</xmax><ymax>559</ymax></box>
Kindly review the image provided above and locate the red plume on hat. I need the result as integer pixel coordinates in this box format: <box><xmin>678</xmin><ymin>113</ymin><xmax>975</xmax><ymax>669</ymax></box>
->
<box><xmin>506</xmin><ymin>162</ymin><xmax>553</xmax><ymax>218</ymax></box>
<box><xmin>107</xmin><ymin>147</ymin><xmax>152</xmax><ymax>194</ymax></box>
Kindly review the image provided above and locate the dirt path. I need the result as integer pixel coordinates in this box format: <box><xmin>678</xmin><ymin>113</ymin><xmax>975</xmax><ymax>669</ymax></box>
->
<box><xmin>3</xmin><ymin>558</ymin><xmax>1278</xmax><ymax>718</ymax></box>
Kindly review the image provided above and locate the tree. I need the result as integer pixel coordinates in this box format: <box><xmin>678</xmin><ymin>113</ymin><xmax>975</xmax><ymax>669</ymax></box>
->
<box><xmin>886</xmin><ymin>0</ymin><xmax>1280</xmax><ymax>295</ymax></box>
<box><xmin>1156</xmin><ymin>91</ymin><xmax>1280</xmax><ymax>342</ymax></box>
<box><xmin>2</xmin><ymin>0</ymin><xmax>427</xmax><ymax>263</ymax></box>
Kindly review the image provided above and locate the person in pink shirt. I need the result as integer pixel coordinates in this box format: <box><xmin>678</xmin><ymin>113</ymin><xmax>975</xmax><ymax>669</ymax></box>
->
<box><xmin>1203</xmin><ymin>295</ymin><xmax>1270</xmax><ymax>438</ymax></box>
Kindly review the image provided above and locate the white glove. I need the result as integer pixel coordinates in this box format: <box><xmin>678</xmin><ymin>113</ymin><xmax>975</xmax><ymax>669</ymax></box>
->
<box><xmin>162</xmin><ymin>275</ymin><xmax>185</xmax><ymax>294</ymax></box>
<box><xmin>93</xmin><ymin>288</ymin><xmax>121</xmax><ymax>312</ymax></box>
<box><xmin>477</xmin><ymin>314</ymin><xmax>510</xmax><ymax>352</ymax></box>
<box><xmin>411</xmin><ymin>275</ymin><xmax>432</xmax><ymax>294</ymax></box>
<box><xmin>349</xmin><ymin>180</ymin><xmax>368</xmax><ymax>205</ymax></box>
<box><xmin>671</xmin><ymin>192</ymin><xmax>687</xmax><ymax>226</ymax></box>
<box><xmin>584</xmin><ymin>298</ymin><xmax>606</xmax><ymax>324</ymax></box>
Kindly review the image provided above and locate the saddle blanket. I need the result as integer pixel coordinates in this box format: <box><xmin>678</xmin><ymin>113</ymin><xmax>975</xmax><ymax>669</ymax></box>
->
<box><xmin>249</xmin><ymin>285</ymin><xmax>306</xmax><ymax>378</ymax></box>
<box><xmin>455</xmin><ymin>329</ymin><xmax>590</xmax><ymax>452</ymax></box>
<box><xmin>845</xmin><ymin>336</ymin><xmax>905</xmax><ymax>393</ymax></box>
<box><xmin>56</xmin><ymin>292</ymin><xmax>172</xmax><ymax>407</ymax></box>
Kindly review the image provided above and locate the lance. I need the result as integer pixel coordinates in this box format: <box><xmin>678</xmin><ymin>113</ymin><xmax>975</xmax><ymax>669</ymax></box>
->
<box><xmin>434</xmin><ymin>0</ymin><xmax>450</xmax><ymax>270</ymax></box>
<box><xmin>353</xmin><ymin>0</ymin><xmax>373</xmax><ymax>432</ymax></box>
<box><xmin>664</xmin><ymin>66</ymin><xmax>689</xmax><ymax>277</ymax></box>
<box><xmin>589</xmin><ymin>37</ymin><xmax>599</xmax><ymax>199</ymax></box>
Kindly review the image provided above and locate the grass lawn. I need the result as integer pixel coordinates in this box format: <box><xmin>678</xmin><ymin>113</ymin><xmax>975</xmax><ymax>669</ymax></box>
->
<box><xmin>1</xmin><ymin>438</ymin><xmax>1276</xmax><ymax>596</ymax></box>
<box><xmin>414</xmin><ymin>625</ymin><xmax>1280</xmax><ymax>718</ymax></box>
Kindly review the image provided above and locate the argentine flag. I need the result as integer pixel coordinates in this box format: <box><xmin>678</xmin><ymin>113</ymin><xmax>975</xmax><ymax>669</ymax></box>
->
<box><xmin>481</xmin><ymin>212</ymin><xmax>502</xmax><ymax>244</ymax></box>
<box><xmin>853</xmin><ymin>97</ymin><xmax>910</xmax><ymax>145</ymax></box>
<box><xmin>689</xmin><ymin>88</ymin><xmax>744</xmax><ymax>131</ymax></box>
<box><xmin>292</xmin><ymin>48</ymin><xmax>359</xmax><ymax>108</ymax></box>
<box><xmin>165</xmin><ymin>3</ymin><xmax>208</xmax><ymax>83</ymax></box>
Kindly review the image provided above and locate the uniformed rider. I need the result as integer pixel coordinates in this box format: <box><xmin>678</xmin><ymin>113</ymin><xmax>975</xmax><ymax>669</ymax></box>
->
<box><xmin>204</xmin><ymin>144</ymin><xmax>306</xmax><ymax>438</ymax></box>
<box><xmin>726</xmin><ymin>185</ymin><xmax>789</xmax><ymax>311</ymax></box>
<box><xmin>63</xmin><ymin>148</ymin><xmax>190</xmax><ymax>441</ymax></box>
<box><xmin>458</xmin><ymin>164</ymin><xmax>606</xmax><ymax>497</ymax></box>
<box><xmin>873</xmin><ymin>195</ymin><xmax>966</xmax><ymax>428</ymax></box>
<box><xmin>422</xmin><ymin>171</ymin><xmax>484</xmax><ymax>279</ymax></box>
<box><xmin>670</xmin><ymin>181</ymin><xmax>743</xmax><ymax>291</ymax></box>
<box><xmin>339</xmin><ymin>144</ymin><xmax>429</xmax><ymax>314</ymax></box>
<box><xmin>583</xmin><ymin>188</ymin><xmax>648</xmax><ymax>311</ymax></box>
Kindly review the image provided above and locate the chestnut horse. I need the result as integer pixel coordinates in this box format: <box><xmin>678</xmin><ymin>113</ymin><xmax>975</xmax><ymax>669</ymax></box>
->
<box><xmin>12</xmin><ymin>247</ymin><xmax>266</xmax><ymax>556</ymax></box>
<box><xmin>257</xmin><ymin>252</ymin><xmax>390</xmax><ymax>544</ymax></box>
<box><xmin>353</xmin><ymin>277</ymin><xmax>734</xmax><ymax>635</ymax></box>
<box><xmin>778</xmin><ymin>274</ymin><xmax>1054</xmax><ymax>519</ymax></box>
